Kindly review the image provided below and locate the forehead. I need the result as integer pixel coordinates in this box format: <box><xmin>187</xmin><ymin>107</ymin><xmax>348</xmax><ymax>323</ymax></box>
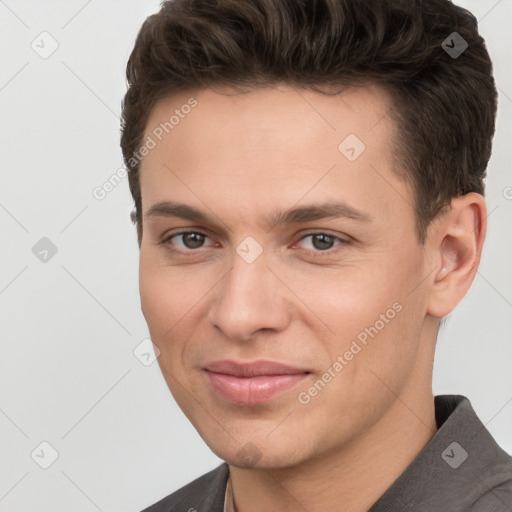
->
<box><xmin>143</xmin><ymin>83</ymin><xmax>395</xmax><ymax>147</ymax></box>
<box><xmin>138</xmin><ymin>83</ymin><xmax>412</xmax><ymax>233</ymax></box>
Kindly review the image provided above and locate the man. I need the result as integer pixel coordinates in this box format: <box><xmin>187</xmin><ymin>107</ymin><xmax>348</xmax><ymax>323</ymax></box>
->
<box><xmin>120</xmin><ymin>0</ymin><xmax>512</xmax><ymax>510</ymax></box>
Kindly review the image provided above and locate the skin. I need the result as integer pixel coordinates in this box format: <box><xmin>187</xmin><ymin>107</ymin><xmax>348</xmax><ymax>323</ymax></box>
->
<box><xmin>137</xmin><ymin>83</ymin><xmax>486</xmax><ymax>512</ymax></box>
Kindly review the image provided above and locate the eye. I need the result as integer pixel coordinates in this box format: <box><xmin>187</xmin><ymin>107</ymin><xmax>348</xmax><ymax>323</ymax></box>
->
<box><xmin>161</xmin><ymin>231</ymin><xmax>214</xmax><ymax>252</ymax></box>
<box><xmin>160</xmin><ymin>230</ymin><xmax>349</xmax><ymax>256</ymax></box>
<box><xmin>293</xmin><ymin>232</ymin><xmax>348</xmax><ymax>254</ymax></box>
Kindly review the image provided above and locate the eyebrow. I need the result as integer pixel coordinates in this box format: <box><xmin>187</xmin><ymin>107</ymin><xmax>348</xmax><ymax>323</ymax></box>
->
<box><xmin>144</xmin><ymin>200</ymin><xmax>372</xmax><ymax>230</ymax></box>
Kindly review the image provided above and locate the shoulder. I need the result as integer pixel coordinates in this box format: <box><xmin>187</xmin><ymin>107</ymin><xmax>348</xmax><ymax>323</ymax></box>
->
<box><xmin>140</xmin><ymin>462</ymin><xmax>229</xmax><ymax>512</ymax></box>
<box><xmin>466</xmin><ymin>453</ymin><xmax>512</xmax><ymax>511</ymax></box>
<box><xmin>371</xmin><ymin>395</ymin><xmax>512</xmax><ymax>511</ymax></box>
<box><xmin>467</xmin><ymin>476</ymin><xmax>512</xmax><ymax>512</ymax></box>
<box><xmin>431</xmin><ymin>395</ymin><xmax>512</xmax><ymax>510</ymax></box>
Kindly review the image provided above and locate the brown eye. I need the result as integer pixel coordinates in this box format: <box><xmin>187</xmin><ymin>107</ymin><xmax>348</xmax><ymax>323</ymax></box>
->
<box><xmin>162</xmin><ymin>231</ymin><xmax>211</xmax><ymax>251</ymax></box>
<box><xmin>180</xmin><ymin>232</ymin><xmax>206</xmax><ymax>249</ymax></box>
<box><xmin>311</xmin><ymin>234</ymin><xmax>336</xmax><ymax>250</ymax></box>
<box><xmin>297</xmin><ymin>233</ymin><xmax>345</xmax><ymax>252</ymax></box>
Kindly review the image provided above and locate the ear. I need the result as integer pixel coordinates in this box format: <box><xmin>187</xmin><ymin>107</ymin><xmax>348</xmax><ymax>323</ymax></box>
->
<box><xmin>426</xmin><ymin>193</ymin><xmax>487</xmax><ymax>318</ymax></box>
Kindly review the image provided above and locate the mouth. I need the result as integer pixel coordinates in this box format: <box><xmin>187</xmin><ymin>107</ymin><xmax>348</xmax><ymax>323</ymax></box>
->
<box><xmin>203</xmin><ymin>360</ymin><xmax>311</xmax><ymax>405</ymax></box>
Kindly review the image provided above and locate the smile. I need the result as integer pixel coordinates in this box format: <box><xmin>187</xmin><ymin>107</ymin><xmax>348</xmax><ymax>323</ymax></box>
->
<box><xmin>203</xmin><ymin>360</ymin><xmax>311</xmax><ymax>405</ymax></box>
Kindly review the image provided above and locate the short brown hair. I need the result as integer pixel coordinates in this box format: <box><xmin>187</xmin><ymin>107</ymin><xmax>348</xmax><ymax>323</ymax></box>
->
<box><xmin>120</xmin><ymin>0</ymin><xmax>498</xmax><ymax>246</ymax></box>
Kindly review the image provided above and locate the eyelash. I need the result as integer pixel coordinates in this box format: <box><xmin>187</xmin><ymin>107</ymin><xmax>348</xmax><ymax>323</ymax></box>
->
<box><xmin>159</xmin><ymin>230</ymin><xmax>349</xmax><ymax>257</ymax></box>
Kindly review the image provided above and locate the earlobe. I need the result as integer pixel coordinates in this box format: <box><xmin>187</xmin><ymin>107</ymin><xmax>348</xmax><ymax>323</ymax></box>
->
<box><xmin>427</xmin><ymin>193</ymin><xmax>486</xmax><ymax>318</ymax></box>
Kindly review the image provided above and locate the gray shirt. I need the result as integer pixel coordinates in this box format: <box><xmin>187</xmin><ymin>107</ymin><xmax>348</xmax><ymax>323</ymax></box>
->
<box><xmin>141</xmin><ymin>395</ymin><xmax>512</xmax><ymax>511</ymax></box>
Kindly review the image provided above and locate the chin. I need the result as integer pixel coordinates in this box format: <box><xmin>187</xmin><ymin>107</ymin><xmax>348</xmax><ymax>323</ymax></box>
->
<box><xmin>207</xmin><ymin>437</ymin><xmax>308</xmax><ymax>470</ymax></box>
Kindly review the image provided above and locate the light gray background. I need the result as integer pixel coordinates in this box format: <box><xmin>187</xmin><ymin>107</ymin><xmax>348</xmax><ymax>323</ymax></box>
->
<box><xmin>1</xmin><ymin>1</ymin><xmax>511</xmax><ymax>510</ymax></box>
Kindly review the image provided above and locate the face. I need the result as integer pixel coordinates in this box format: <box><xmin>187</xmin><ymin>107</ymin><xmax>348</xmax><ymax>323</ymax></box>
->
<box><xmin>138</xmin><ymin>84</ymin><xmax>435</xmax><ymax>468</ymax></box>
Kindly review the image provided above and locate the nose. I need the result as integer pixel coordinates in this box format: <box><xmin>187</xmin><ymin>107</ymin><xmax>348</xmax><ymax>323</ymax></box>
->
<box><xmin>208</xmin><ymin>248</ymin><xmax>291</xmax><ymax>342</ymax></box>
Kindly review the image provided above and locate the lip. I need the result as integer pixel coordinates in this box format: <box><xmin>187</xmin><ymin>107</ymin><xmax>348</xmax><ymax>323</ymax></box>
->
<box><xmin>204</xmin><ymin>360</ymin><xmax>310</xmax><ymax>404</ymax></box>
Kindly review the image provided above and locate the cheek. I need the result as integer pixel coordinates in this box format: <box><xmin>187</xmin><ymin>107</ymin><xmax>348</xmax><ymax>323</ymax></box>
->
<box><xmin>273</xmin><ymin>261</ymin><xmax>400</xmax><ymax>341</ymax></box>
<box><xmin>139</xmin><ymin>246</ymin><xmax>191</xmax><ymax>318</ymax></box>
<box><xmin>139</xmin><ymin>255</ymin><xmax>193</xmax><ymax>345</ymax></box>
<box><xmin>139</xmin><ymin>266</ymin><xmax>172</xmax><ymax>337</ymax></box>
<box><xmin>139</xmin><ymin>264</ymin><xmax>193</xmax><ymax>402</ymax></box>
<box><xmin>139</xmin><ymin>257</ymin><xmax>214</xmax><ymax>371</ymax></box>
<box><xmin>288</xmin><ymin>260</ymin><xmax>422</xmax><ymax>381</ymax></box>
<box><xmin>329</xmin><ymin>272</ymin><xmax>426</xmax><ymax>397</ymax></box>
